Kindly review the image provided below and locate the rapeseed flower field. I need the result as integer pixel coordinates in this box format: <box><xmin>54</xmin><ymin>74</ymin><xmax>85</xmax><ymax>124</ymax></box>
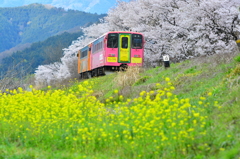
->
<box><xmin>0</xmin><ymin>78</ymin><xmax>221</xmax><ymax>158</ymax></box>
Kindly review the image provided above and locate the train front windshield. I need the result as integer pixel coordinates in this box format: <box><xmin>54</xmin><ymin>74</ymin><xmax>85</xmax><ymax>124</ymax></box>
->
<box><xmin>107</xmin><ymin>33</ymin><xmax>119</xmax><ymax>48</ymax></box>
<box><xmin>107</xmin><ymin>33</ymin><xmax>143</xmax><ymax>49</ymax></box>
<box><xmin>132</xmin><ymin>34</ymin><xmax>143</xmax><ymax>49</ymax></box>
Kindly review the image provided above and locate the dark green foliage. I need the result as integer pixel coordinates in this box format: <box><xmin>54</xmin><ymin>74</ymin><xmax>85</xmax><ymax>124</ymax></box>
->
<box><xmin>0</xmin><ymin>14</ymin><xmax>21</xmax><ymax>51</ymax></box>
<box><xmin>0</xmin><ymin>31</ymin><xmax>83</xmax><ymax>77</ymax></box>
<box><xmin>234</xmin><ymin>55</ymin><xmax>240</xmax><ymax>62</ymax></box>
<box><xmin>184</xmin><ymin>66</ymin><xmax>197</xmax><ymax>74</ymax></box>
<box><xmin>0</xmin><ymin>3</ymin><xmax>105</xmax><ymax>52</ymax></box>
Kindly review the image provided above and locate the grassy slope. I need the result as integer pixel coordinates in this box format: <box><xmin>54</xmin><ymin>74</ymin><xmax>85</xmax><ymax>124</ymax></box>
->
<box><xmin>87</xmin><ymin>50</ymin><xmax>240</xmax><ymax>158</ymax></box>
<box><xmin>92</xmin><ymin>51</ymin><xmax>239</xmax><ymax>108</ymax></box>
<box><xmin>0</xmin><ymin>50</ymin><xmax>239</xmax><ymax>158</ymax></box>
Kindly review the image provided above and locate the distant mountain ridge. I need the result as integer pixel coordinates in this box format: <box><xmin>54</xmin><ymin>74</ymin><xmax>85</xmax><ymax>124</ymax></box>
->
<box><xmin>0</xmin><ymin>0</ymin><xmax>128</xmax><ymax>14</ymax></box>
<box><xmin>0</xmin><ymin>31</ymin><xmax>84</xmax><ymax>77</ymax></box>
<box><xmin>0</xmin><ymin>3</ymin><xmax>105</xmax><ymax>52</ymax></box>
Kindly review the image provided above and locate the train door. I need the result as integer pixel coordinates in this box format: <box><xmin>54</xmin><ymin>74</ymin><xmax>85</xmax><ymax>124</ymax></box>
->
<box><xmin>118</xmin><ymin>33</ymin><xmax>131</xmax><ymax>63</ymax></box>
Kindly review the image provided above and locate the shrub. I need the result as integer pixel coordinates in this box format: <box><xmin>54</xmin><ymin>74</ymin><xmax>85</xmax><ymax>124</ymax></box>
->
<box><xmin>113</xmin><ymin>66</ymin><xmax>143</xmax><ymax>87</ymax></box>
<box><xmin>234</xmin><ymin>55</ymin><xmax>240</xmax><ymax>63</ymax></box>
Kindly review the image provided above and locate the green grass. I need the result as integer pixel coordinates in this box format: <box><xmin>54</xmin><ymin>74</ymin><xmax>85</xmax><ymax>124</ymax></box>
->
<box><xmin>0</xmin><ymin>51</ymin><xmax>239</xmax><ymax>158</ymax></box>
<box><xmin>86</xmin><ymin>51</ymin><xmax>240</xmax><ymax>158</ymax></box>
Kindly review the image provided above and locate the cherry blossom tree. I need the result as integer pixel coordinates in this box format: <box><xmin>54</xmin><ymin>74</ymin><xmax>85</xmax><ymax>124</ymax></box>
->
<box><xmin>35</xmin><ymin>0</ymin><xmax>240</xmax><ymax>86</ymax></box>
<box><xmin>106</xmin><ymin>0</ymin><xmax>240</xmax><ymax>63</ymax></box>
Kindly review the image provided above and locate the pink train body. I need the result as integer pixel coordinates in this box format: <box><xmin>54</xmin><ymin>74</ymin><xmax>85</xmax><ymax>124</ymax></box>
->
<box><xmin>77</xmin><ymin>31</ymin><xmax>144</xmax><ymax>78</ymax></box>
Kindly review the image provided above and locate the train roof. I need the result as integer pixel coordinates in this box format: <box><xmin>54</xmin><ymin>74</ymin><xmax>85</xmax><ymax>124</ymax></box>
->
<box><xmin>107</xmin><ymin>31</ymin><xmax>143</xmax><ymax>34</ymax></box>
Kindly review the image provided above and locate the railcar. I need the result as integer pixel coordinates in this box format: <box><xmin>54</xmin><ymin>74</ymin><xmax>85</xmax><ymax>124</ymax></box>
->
<box><xmin>77</xmin><ymin>31</ymin><xmax>144</xmax><ymax>78</ymax></box>
<box><xmin>77</xmin><ymin>43</ymin><xmax>92</xmax><ymax>78</ymax></box>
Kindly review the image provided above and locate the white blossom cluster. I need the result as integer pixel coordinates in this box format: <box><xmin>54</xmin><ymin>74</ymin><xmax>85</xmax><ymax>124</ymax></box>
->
<box><xmin>35</xmin><ymin>0</ymin><xmax>240</xmax><ymax>86</ymax></box>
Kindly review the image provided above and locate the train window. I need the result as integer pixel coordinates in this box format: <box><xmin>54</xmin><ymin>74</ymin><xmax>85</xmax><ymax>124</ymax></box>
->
<box><xmin>80</xmin><ymin>49</ymin><xmax>88</xmax><ymax>59</ymax></box>
<box><xmin>121</xmin><ymin>37</ymin><xmax>128</xmax><ymax>49</ymax></box>
<box><xmin>132</xmin><ymin>34</ymin><xmax>143</xmax><ymax>49</ymax></box>
<box><xmin>107</xmin><ymin>33</ymin><xmax>118</xmax><ymax>48</ymax></box>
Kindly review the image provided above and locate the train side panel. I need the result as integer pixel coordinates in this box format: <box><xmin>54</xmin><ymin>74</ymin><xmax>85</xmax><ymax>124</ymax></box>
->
<box><xmin>91</xmin><ymin>36</ymin><xmax>105</xmax><ymax>69</ymax></box>
<box><xmin>78</xmin><ymin>45</ymin><xmax>91</xmax><ymax>74</ymax></box>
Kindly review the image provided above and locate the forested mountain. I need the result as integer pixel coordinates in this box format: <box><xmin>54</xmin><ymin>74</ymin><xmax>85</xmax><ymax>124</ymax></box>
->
<box><xmin>0</xmin><ymin>31</ymin><xmax>83</xmax><ymax>77</ymax></box>
<box><xmin>0</xmin><ymin>3</ymin><xmax>105</xmax><ymax>52</ymax></box>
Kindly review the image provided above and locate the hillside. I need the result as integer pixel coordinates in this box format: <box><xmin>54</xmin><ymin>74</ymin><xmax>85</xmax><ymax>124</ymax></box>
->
<box><xmin>0</xmin><ymin>50</ymin><xmax>239</xmax><ymax>158</ymax></box>
<box><xmin>0</xmin><ymin>31</ymin><xmax>83</xmax><ymax>78</ymax></box>
<box><xmin>0</xmin><ymin>3</ymin><xmax>105</xmax><ymax>52</ymax></box>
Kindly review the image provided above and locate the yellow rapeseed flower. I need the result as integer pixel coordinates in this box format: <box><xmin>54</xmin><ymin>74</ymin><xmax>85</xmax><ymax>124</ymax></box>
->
<box><xmin>187</xmin><ymin>128</ymin><xmax>194</xmax><ymax>132</ymax></box>
<box><xmin>171</xmin><ymin>122</ymin><xmax>176</xmax><ymax>127</ymax></box>
<box><xmin>193</xmin><ymin>113</ymin><xmax>200</xmax><ymax>117</ymax></box>
<box><xmin>119</xmin><ymin>95</ymin><xmax>123</xmax><ymax>100</ymax></box>
<box><xmin>208</xmin><ymin>92</ymin><xmax>212</xmax><ymax>96</ymax></box>
<box><xmin>220</xmin><ymin>148</ymin><xmax>225</xmax><ymax>151</ymax></box>
<box><xmin>166</xmin><ymin>92</ymin><xmax>172</xmax><ymax>97</ymax></box>
<box><xmin>140</xmin><ymin>91</ymin><xmax>146</xmax><ymax>96</ymax></box>
<box><xmin>198</xmin><ymin>101</ymin><xmax>203</xmax><ymax>105</ymax></box>
<box><xmin>156</xmin><ymin>83</ymin><xmax>161</xmax><ymax>87</ymax></box>
<box><xmin>165</xmin><ymin>77</ymin><xmax>170</xmax><ymax>82</ymax></box>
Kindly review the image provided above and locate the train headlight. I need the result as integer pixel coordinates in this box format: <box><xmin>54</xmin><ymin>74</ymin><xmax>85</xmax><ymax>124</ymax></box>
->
<box><xmin>134</xmin><ymin>55</ymin><xmax>140</xmax><ymax>58</ymax></box>
<box><xmin>108</xmin><ymin>54</ymin><xmax>115</xmax><ymax>57</ymax></box>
